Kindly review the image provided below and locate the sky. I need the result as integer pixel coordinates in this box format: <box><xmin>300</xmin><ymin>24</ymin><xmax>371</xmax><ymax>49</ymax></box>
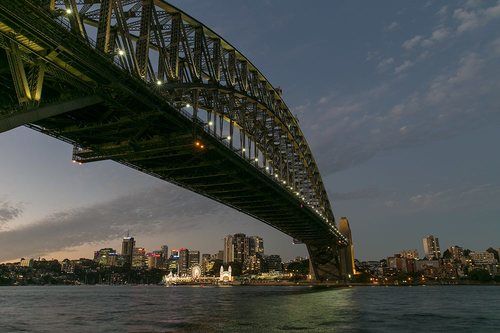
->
<box><xmin>1</xmin><ymin>0</ymin><xmax>500</xmax><ymax>262</ymax></box>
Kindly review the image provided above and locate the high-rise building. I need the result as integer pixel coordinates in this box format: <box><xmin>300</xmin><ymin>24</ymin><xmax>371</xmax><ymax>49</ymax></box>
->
<box><xmin>223</xmin><ymin>235</ymin><xmax>234</xmax><ymax>264</ymax></box>
<box><xmin>422</xmin><ymin>235</ymin><xmax>441</xmax><ymax>259</ymax></box>
<box><xmin>178</xmin><ymin>248</ymin><xmax>189</xmax><ymax>275</ymax></box>
<box><xmin>147</xmin><ymin>252</ymin><xmax>162</xmax><ymax>269</ymax></box>
<box><xmin>132</xmin><ymin>247</ymin><xmax>147</xmax><ymax>268</ymax></box>
<box><xmin>121</xmin><ymin>236</ymin><xmax>135</xmax><ymax>268</ymax></box>
<box><xmin>161</xmin><ymin>245</ymin><xmax>169</xmax><ymax>260</ymax></box>
<box><xmin>189</xmin><ymin>250</ymin><xmax>200</xmax><ymax>268</ymax></box>
<box><xmin>216</xmin><ymin>250</ymin><xmax>224</xmax><ymax>261</ymax></box>
<box><xmin>249</xmin><ymin>236</ymin><xmax>264</xmax><ymax>256</ymax></box>
<box><xmin>171</xmin><ymin>249</ymin><xmax>180</xmax><ymax>259</ymax></box>
<box><xmin>233</xmin><ymin>233</ymin><xmax>248</xmax><ymax>264</ymax></box>
<box><xmin>338</xmin><ymin>217</ymin><xmax>355</xmax><ymax>277</ymax></box>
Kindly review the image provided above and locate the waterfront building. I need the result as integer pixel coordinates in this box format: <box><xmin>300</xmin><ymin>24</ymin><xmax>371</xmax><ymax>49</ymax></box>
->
<box><xmin>265</xmin><ymin>255</ymin><xmax>283</xmax><ymax>272</ymax></box>
<box><xmin>219</xmin><ymin>265</ymin><xmax>233</xmax><ymax>282</ymax></box>
<box><xmin>338</xmin><ymin>217</ymin><xmax>355</xmax><ymax>276</ymax></box>
<box><xmin>161</xmin><ymin>245</ymin><xmax>169</xmax><ymax>260</ymax></box>
<box><xmin>422</xmin><ymin>235</ymin><xmax>441</xmax><ymax>259</ymax></box>
<box><xmin>121</xmin><ymin>235</ymin><xmax>135</xmax><ymax>268</ymax></box>
<box><xmin>147</xmin><ymin>252</ymin><xmax>162</xmax><ymax>269</ymax></box>
<box><xmin>94</xmin><ymin>248</ymin><xmax>118</xmax><ymax>267</ymax></box>
<box><xmin>249</xmin><ymin>236</ymin><xmax>264</xmax><ymax>256</ymax></box>
<box><xmin>223</xmin><ymin>235</ymin><xmax>234</xmax><ymax>264</ymax></box>
<box><xmin>132</xmin><ymin>247</ymin><xmax>147</xmax><ymax>269</ymax></box>
<box><xmin>189</xmin><ymin>250</ymin><xmax>200</xmax><ymax>268</ymax></box>
<box><xmin>233</xmin><ymin>233</ymin><xmax>248</xmax><ymax>264</ymax></box>
<box><xmin>171</xmin><ymin>249</ymin><xmax>180</xmax><ymax>259</ymax></box>
<box><xmin>178</xmin><ymin>248</ymin><xmax>189</xmax><ymax>275</ymax></box>
<box><xmin>243</xmin><ymin>254</ymin><xmax>262</xmax><ymax>274</ymax></box>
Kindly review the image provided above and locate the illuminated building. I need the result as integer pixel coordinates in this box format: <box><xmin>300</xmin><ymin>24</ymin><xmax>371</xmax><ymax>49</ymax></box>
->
<box><xmin>178</xmin><ymin>248</ymin><xmax>189</xmax><ymax>275</ymax></box>
<box><xmin>249</xmin><ymin>236</ymin><xmax>264</xmax><ymax>256</ymax></box>
<box><xmin>219</xmin><ymin>265</ymin><xmax>233</xmax><ymax>282</ymax></box>
<box><xmin>233</xmin><ymin>233</ymin><xmax>249</xmax><ymax>264</ymax></box>
<box><xmin>121</xmin><ymin>235</ymin><xmax>135</xmax><ymax>268</ymax></box>
<box><xmin>422</xmin><ymin>235</ymin><xmax>441</xmax><ymax>259</ymax></box>
<box><xmin>147</xmin><ymin>252</ymin><xmax>162</xmax><ymax>269</ymax></box>
<box><xmin>223</xmin><ymin>235</ymin><xmax>234</xmax><ymax>264</ymax></box>
<box><xmin>161</xmin><ymin>245</ymin><xmax>169</xmax><ymax>260</ymax></box>
<box><xmin>400</xmin><ymin>249</ymin><xmax>419</xmax><ymax>259</ymax></box>
<box><xmin>20</xmin><ymin>258</ymin><xmax>34</xmax><ymax>267</ymax></box>
<box><xmin>189</xmin><ymin>250</ymin><xmax>200</xmax><ymax>268</ymax></box>
<box><xmin>132</xmin><ymin>247</ymin><xmax>147</xmax><ymax>268</ymax></box>
<box><xmin>94</xmin><ymin>248</ymin><xmax>118</xmax><ymax>266</ymax></box>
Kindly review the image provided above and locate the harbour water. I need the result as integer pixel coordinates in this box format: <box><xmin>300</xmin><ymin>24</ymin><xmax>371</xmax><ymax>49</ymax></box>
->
<box><xmin>0</xmin><ymin>285</ymin><xmax>498</xmax><ymax>332</ymax></box>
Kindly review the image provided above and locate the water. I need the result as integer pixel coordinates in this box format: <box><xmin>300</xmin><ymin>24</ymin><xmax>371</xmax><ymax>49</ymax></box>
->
<box><xmin>0</xmin><ymin>285</ymin><xmax>498</xmax><ymax>332</ymax></box>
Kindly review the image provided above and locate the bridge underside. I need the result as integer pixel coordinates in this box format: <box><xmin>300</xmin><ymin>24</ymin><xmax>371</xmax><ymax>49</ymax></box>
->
<box><xmin>0</xmin><ymin>0</ymin><xmax>346</xmax><ymax>280</ymax></box>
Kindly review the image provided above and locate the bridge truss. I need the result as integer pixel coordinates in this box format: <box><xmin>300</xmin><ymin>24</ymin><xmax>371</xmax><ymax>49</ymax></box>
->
<box><xmin>0</xmin><ymin>0</ymin><xmax>348</xmax><ymax>280</ymax></box>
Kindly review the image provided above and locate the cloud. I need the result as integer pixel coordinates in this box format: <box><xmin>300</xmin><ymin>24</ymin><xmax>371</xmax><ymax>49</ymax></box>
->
<box><xmin>0</xmin><ymin>200</ymin><xmax>24</xmax><ymax>226</ymax></box>
<box><xmin>377</xmin><ymin>57</ymin><xmax>395</xmax><ymax>72</ymax></box>
<box><xmin>408</xmin><ymin>184</ymin><xmax>500</xmax><ymax>211</ymax></box>
<box><xmin>384</xmin><ymin>21</ymin><xmax>399</xmax><ymax>32</ymax></box>
<box><xmin>330</xmin><ymin>187</ymin><xmax>382</xmax><ymax>201</ymax></box>
<box><xmin>0</xmin><ymin>186</ymin><xmax>242</xmax><ymax>261</ymax></box>
<box><xmin>402</xmin><ymin>35</ymin><xmax>423</xmax><ymax>50</ymax></box>
<box><xmin>296</xmin><ymin>45</ymin><xmax>500</xmax><ymax>174</ymax></box>
<box><xmin>453</xmin><ymin>2</ymin><xmax>500</xmax><ymax>33</ymax></box>
<box><xmin>394</xmin><ymin>60</ymin><xmax>414</xmax><ymax>74</ymax></box>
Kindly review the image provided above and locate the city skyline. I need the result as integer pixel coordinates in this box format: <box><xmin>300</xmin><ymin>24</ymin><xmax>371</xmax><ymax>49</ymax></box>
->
<box><xmin>1</xmin><ymin>0</ymin><xmax>500</xmax><ymax>262</ymax></box>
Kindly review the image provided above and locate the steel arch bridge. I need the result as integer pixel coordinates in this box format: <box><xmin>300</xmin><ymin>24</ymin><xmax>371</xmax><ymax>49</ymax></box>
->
<box><xmin>0</xmin><ymin>0</ymin><xmax>348</xmax><ymax>280</ymax></box>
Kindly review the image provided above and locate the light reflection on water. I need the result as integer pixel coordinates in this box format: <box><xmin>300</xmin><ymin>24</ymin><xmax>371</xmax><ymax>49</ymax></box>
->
<box><xmin>0</xmin><ymin>285</ymin><xmax>498</xmax><ymax>332</ymax></box>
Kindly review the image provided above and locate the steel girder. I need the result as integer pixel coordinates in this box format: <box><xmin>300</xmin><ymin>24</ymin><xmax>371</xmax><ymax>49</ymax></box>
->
<box><xmin>0</xmin><ymin>1</ymin><xmax>349</xmax><ymax>279</ymax></box>
<box><xmin>46</xmin><ymin>0</ymin><xmax>335</xmax><ymax>226</ymax></box>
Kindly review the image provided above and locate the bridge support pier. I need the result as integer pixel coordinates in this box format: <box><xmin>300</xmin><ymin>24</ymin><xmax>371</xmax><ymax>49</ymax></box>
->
<box><xmin>307</xmin><ymin>243</ymin><xmax>342</xmax><ymax>281</ymax></box>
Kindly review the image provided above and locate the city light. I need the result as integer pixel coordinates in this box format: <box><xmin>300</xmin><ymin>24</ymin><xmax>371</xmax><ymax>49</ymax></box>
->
<box><xmin>156</xmin><ymin>80</ymin><xmax>162</xmax><ymax>85</ymax></box>
<box><xmin>186</xmin><ymin>103</ymin><xmax>191</xmax><ymax>108</ymax></box>
<box><xmin>117</xmin><ymin>49</ymin><xmax>125</xmax><ymax>56</ymax></box>
<box><xmin>65</xmin><ymin>8</ymin><xmax>72</xmax><ymax>14</ymax></box>
<box><xmin>226</xmin><ymin>135</ymin><xmax>231</xmax><ymax>140</ymax></box>
<box><xmin>208</xmin><ymin>121</ymin><xmax>213</xmax><ymax>126</ymax></box>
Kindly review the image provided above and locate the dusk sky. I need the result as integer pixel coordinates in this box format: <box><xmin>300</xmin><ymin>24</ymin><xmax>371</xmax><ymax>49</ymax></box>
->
<box><xmin>1</xmin><ymin>0</ymin><xmax>499</xmax><ymax>262</ymax></box>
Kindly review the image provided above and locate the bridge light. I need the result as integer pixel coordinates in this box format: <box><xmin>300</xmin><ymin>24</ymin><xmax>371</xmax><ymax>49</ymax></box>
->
<box><xmin>156</xmin><ymin>80</ymin><xmax>163</xmax><ymax>85</ymax></box>
<box><xmin>65</xmin><ymin>8</ymin><xmax>72</xmax><ymax>14</ymax></box>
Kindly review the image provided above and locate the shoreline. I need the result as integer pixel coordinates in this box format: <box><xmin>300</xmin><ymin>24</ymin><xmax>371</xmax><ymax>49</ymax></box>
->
<box><xmin>1</xmin><ymin>281</ymin><xmax>498</xmax><ymax>287</ymax></box>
